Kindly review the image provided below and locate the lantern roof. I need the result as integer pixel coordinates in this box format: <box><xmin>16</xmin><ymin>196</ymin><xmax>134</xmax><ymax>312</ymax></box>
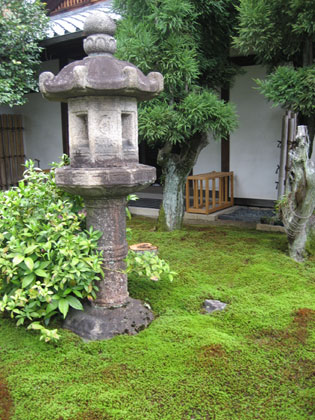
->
<box><xmin>39</xmin><ymin>12</ymin><xmax>163</xmax><ymax>101</ymax></box>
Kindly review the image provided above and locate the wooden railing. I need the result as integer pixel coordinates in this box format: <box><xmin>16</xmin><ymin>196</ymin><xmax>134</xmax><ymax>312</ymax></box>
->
<box><xmin>185</xmin><ymin>171</ymin><xmax>234</xmax><ymax>214</ymax></box>
<box><xmin>50</xmin><ymin>0</ymin><xmax>99</xmax><ymax>14</ymax></box>
<box><xmin>0</xmin><ymin>115</ymin><xmax>25</xmax><ymax>190</ymax></box>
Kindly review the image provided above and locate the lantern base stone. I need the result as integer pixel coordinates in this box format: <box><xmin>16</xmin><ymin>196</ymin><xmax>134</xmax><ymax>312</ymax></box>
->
<box><xmin>63</xmin><ymin>298</ymin><xmax>154</xmax><ymax>341</ymax></box>
<box><xmin>55</xmin><ymin>165</ymin><xmax>156</xmax><ymax>198</ymax></box>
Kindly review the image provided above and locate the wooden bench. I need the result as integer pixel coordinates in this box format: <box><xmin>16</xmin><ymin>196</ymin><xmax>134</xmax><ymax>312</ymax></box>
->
<box><xmin>185</xmin><ymin>171</ymin><xmax>234</xmax><ymax>214</ymax></box>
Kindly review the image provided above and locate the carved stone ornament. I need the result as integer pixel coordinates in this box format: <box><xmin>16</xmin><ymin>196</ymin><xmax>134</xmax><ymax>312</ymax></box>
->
<box><xmin>39</xmin><ymin>12</ymin><xmax>164</xmax><ymax>341</ymax></box>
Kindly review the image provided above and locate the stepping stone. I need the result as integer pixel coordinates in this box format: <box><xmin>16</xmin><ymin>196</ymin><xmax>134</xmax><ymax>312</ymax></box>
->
<box><xmin>203</xmin><ymin>299</ymin><xmax>227</xmax><ymax>313</ymax></box>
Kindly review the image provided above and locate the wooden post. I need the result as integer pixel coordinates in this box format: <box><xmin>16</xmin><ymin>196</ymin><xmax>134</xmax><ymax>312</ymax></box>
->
<box><xmin>285</xmin><ymin>112</ymin><xmax>297</xmax><ymax>194</ymax></box>
<box><xmin>9</xmin><ymin>116</ymin><xmax>19</xmax><ymax>185</ymax></box>
<box><xmin>205</xmin><ymin>178</ymin><xmax>209</xmax><ymax>214</ymax></box>
<box><xmin>2</xmin><ymin>116</ymin><xmax>12</xmax><ymax>189</ymax></box>
<box><xmin>278</xmin><ymin>113</ymin><xmax>289</xmax><ymax>199</ymax></box>
<box><xmin>212</xmin><ymin>178</ymin><xmax>216</xmax><ymax>210</ymax></box>
<box><xmin>193</xmin><ymin>179</ymin><xmax>198</xmax><ymax>208</ymax></box>
<box><xmin>224</xmin><ymin>175</ymin><xmax>228</xmax><ymax>203</ymax></box>
<box><xmin>185</xmin><ymin>179</ymin><xmax>190</xmax><ymax>211</ymax></box>
<box><xmin>15</xmin><ymin>115</ymin><xmax>25</xmax><ymax>181</ymax></box>
<box><xmin>0</xmin><ymin>116</ymin><xmax>6</xmax><ymax>190</ymax></box>
<box><xmin>219</xmin><ymin>178</ymin><xmax>223</xmax><ymax>207</ymax></box>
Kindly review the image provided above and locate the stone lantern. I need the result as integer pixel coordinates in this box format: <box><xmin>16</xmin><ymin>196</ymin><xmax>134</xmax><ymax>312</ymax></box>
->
<box><xmin>39</xmin><ymin>12</ymin><xmax>163</xmax><ymax>341</ymax></box>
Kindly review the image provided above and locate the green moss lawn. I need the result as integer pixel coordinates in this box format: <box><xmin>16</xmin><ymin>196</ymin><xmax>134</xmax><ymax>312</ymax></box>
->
<box><xmin>0</xmin><ymin>217</ymin><xmax>314</xmax><ymax>420</ymax></box>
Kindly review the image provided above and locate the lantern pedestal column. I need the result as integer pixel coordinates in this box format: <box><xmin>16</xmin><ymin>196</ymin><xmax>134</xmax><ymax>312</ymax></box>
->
<box><xmin>85</xmin><ymin>197</ymin><xmax>129</xmax><ymax>307</ymax></box>
<box><xmin>57</xmin><ymin>167</ymin><xmax>155</xmax><ymax>341</ymax></box>
<box><xmin>62</xmin><ymin>194</ymin><xmax>155</xmax><ymax>341</ymax></box>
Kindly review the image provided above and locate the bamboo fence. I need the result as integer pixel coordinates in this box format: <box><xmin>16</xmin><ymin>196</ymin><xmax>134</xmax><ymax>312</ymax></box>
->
<box><xmin>0</xmin><ymin>115</ymin><xmax>25</xmax><ymax>190</ymax></box>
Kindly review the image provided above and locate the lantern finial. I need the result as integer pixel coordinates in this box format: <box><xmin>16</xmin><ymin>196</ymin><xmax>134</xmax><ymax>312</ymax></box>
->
<box><xmin>83</xmin><ymin>12</ymin><xmax>117</xmax><ymax>56</ymax></box>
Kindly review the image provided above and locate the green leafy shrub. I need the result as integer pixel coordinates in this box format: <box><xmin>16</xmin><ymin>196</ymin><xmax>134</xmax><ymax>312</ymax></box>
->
<box><xmin>0</xmin><ymin>160</ymin><xmax>103</xmax><ymax>342</ymax></box>
<box><xmin>127</xmin><ymin>250</ymin><xmax>176</xmax><ymax>282</ymax></box>
<box><xmin>0</xmin><ymin>160</ymin><xmax>175</xmax><ymax>342</ymax></box>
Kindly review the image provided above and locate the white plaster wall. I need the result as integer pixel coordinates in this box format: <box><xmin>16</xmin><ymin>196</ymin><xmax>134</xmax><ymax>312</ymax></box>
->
<box><xmin>0</xmin><ymin>60</ymin><xmax>63</xmax><ymax>169</ymax></box>
<box><xmin>193</xmin><ymin>65</ymin><xmax>284</xmax><ymax>200</ymax></box>
<box><xmin>193</xmin><ymin>133</ymin><xmax>221</xmax><ymax>174</ymax></box>
<box><xmin>230</xmin><ymin>65</ymin><xmax>283</xmax><ymax>200</ymax></box>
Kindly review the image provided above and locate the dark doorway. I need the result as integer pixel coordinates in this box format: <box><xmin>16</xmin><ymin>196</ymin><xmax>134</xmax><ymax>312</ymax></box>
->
<box><xmin>139</xmin><ymin>141</ymin><xmax>162</xmax><ymax>184</ymax></box>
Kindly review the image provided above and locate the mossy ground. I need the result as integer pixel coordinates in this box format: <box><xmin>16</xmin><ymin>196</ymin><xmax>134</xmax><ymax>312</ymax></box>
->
<box><xmin>0</xmin><ymin>217</ymin><xmax>314</xmax><ymax>420</ymax></box>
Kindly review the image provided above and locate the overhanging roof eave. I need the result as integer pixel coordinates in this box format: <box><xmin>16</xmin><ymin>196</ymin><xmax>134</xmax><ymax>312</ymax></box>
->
<box><xmin>41</xmin><ymin>30</ymin><xmax>84</xmax><ymax>47</ymax></box>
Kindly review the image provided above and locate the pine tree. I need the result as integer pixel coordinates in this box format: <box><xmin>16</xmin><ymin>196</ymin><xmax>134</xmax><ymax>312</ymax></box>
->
<box><xmin>113</xmin><ymin>0</ymin><xmax>239</xmax><ymax>230</ymax></box>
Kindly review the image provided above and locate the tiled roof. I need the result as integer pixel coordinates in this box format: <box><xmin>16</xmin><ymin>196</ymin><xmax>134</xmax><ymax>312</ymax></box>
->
<box><xmin>46</xmin><ymin>0</ymin><xmax>120</xmax><ymax>39</ymax></box>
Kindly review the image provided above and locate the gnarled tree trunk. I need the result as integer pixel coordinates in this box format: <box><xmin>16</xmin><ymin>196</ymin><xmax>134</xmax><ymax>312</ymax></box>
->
<box><xmin>157</xmin><ymin>133</ymin><xmax>209</xmax><ymax>231</ymax></box>
<box><xmin>280</xmin><ymin>126</ymin><xmax>315</xmax><ymax>261</ymax></box>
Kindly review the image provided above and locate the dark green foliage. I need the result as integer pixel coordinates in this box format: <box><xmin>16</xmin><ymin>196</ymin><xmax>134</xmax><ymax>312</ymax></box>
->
<box><xmin>115</xmin><ymin>0</ymin><xmax>239</xmax><ymax>89</ymax></box>
<box><xmin>0</xmin><ymin>0</ymin><xmax>49</xmax><ymax>106</ymax></box>
<box><xmin>256</xmin><ymin>65</ymin><xmax>315</xmax><ymax>117</ymax></box>
<box><xmin>139</xmin><ymin>91</ymin><xmax>237</xmax><ymax>147</ymax></box>
<box><xmin>114</xmin><ymin>0</ymin><xmax>239</xmax><ymax>147</ymax></box>
<box><xmin>234</xmin><ymin>0</ymin><xmax>314</xmax><ymax>66</ymax></box>
<box><xmin>0</xmin><ymin>217</ymin><xmax>314</xmax><ymax>419</ymax></box>
<box><xmin>234</xmin><ymin>0</ymin><xmax>315</xmax><ymax>146</ymax></box>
